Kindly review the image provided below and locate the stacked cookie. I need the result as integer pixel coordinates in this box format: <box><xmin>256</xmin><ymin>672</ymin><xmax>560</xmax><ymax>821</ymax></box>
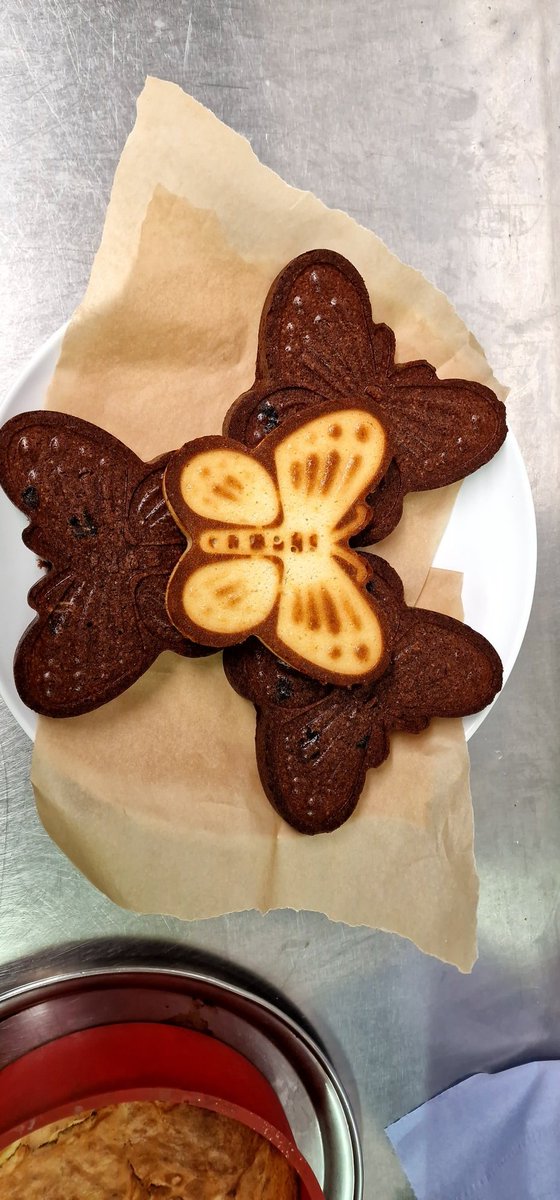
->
<box><xmin>0</xmin><ymin>251</ymin><xmax>506</xmax><ymax>833</ymax></box>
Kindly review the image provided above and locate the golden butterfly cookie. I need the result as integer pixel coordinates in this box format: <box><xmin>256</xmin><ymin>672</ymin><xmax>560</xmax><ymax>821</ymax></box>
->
<box><xmin>164</xmin><ymin>403</ymin><xmax>391</xmax><ymax>685</ymax></box>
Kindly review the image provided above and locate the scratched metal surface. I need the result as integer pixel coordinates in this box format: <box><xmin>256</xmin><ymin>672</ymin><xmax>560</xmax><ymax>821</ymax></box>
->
<box><xmin>0</xmin><ymin>1</ymin><xmax>558</xmax><ymax>1195</ymax></box>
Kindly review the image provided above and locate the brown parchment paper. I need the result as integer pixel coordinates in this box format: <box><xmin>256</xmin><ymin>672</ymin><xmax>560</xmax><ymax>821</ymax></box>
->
<box><xmin>31</xmin><ymin>79</ymin><xmax>505</xmax><ymax>970</ymax></box>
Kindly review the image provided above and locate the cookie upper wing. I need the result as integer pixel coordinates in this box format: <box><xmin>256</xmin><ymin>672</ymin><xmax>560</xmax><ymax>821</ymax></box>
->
<box><xmin>375</xmin><ymin>362</ymin><xmax>507</xmax><ymax>492</ymax></box>
<box><xmin>223</xmin><ymin>248</ymin><xmax>395</xmax><ymax>452</ymax></box>
<box><xmin>0</xmin><ymin>412</ymin><xmax>208</xmax><ymax>718</ymax></box>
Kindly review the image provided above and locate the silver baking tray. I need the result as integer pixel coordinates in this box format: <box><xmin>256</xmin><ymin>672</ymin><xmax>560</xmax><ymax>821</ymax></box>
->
<box><xmin>0</xmin><ymin>957</ymin><xmax>362</xmax><ymax>1199</ymax></box>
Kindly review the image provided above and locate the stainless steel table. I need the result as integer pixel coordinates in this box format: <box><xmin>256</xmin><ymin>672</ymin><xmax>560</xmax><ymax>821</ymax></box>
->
<box><xmin>0</xmin><ymin>2</ymin><xmax>558</xmax><ymax>1195</ymax></box>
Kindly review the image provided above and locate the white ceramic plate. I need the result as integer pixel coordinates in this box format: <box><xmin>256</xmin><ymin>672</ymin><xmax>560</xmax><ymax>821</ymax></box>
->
<box><xmin>0</xmin><ymin>327</ymin><xmax>537</xmax><ymax>742</ymax></box>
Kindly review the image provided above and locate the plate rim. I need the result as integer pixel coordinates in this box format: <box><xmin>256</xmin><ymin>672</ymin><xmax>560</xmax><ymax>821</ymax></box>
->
<box><xmin>439</xmin><ymin>428</ymin><xmax>537</xmax><ymax>739</ymax></box>
<box><xmin>0</xmin><ymin>325</ymin><xmax>537</xmax><ymax>743</ymax></box>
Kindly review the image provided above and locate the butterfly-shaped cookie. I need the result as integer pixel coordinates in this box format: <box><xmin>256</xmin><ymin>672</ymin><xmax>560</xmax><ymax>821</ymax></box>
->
<box><xmin>0</xmin><ymin>412</ymin><xmax>211</xmax><ymax>718</ymax></box>
<box><xmin>0</xmin><ymin>250</ymin><xmax>506</xmax><ymax>732</ymax></box>
<box><xmin>224</xmin><ymin>556</ymin><xmax>503</xmax><ymax>834</ymax></box>
<box><xmin>164</xmin><ymin>404</ymin><xmax>391</xmax><ymax>685</ymax></box>
<box><xmin>224</xmin><ymin>249</ymin><xmax>507</xmax><ymax>543</ymax></box>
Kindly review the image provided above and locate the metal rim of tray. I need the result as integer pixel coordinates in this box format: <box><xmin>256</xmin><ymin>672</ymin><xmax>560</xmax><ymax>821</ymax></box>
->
<box><xmin>0</xmin><ymin>963</ymin><xmax>363</xmax><ymax>1200</ymax></box>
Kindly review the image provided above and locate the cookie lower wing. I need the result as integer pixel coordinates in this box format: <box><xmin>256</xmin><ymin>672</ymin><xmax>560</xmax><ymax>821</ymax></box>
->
<box><xmin>224</xmin><ymin>641</ymin><xmax>385</xmax><ymax>835</ymax></box>
<box><xmin>14</xmin><ymin>569</ymin><xmax>159</xmax><ymax>717</ymax></box>
<box><xmin>378</xmin><ymin>606</ymin><xmax>503</xmax><ymax>733</ymax></box>
<box><xmin>254</xmin><ymin>698</ymin><xmax>378</xmax><ymax>834</ymax></box>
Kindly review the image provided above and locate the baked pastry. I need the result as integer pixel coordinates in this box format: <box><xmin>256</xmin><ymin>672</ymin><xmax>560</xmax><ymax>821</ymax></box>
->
<box><xmin>0</xmin><ymin>1100</ymin><xmax>298</xmax><ymax>1199</ymax></box>
<box><xmin>224</xmin><ymin>248</ymin><xmax>507</xmax><ymax>543</ymax></box>
<box><xmin>0</xmin><ymin>411</ymin><xmax>212</xmax><ymax>718</ymax></box>
<box><xmin>224</xmin><ymin>555</ymin><xmax>503</xmax><ymax>833</ymax></box>
<box><xmin>0</xmin><ymin>250</ymin><xmax>506</xmax><ymax>732</ymax></box>
<box><xmin>164</xmin><ymin>403</ymin><xmax>390</xmax><ymax>684</ymax></box>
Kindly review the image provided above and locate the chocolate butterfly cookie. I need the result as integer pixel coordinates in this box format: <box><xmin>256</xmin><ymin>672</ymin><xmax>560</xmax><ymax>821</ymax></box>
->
<box><xmin>224</xmin><ymin>249</ymin><xmax>507</xmax><ymax>543</ymax></box>
<box><xmin>0</xmin><ymin>412</ymin><xmax>212</xmax><ymax>718</ymax></box>
<box><xmin>224</xmin><ymin>556</ymin><xmax>503</xmax><ymax>834</ymax></box>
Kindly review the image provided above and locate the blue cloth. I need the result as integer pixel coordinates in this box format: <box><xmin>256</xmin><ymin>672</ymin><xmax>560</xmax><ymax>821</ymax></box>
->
<box><xmin>386</xmin><ymin>1061</ymin><xmax>560</xmax><ymax>1200</ymax></box>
